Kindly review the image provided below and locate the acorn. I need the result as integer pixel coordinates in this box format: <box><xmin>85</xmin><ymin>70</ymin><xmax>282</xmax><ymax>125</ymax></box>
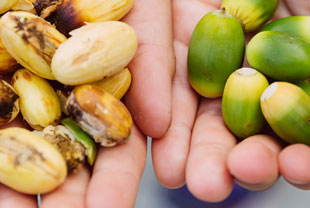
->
<box><xmin>0</xmin><ymin>11</ymin><xmax>67</xmax><ymax>80</ymax></box>
<box><xmin>0</xmin><ymin>80</ymin><xmax>19</xmax><ymax>125</ymax></box>
<box><xmin>12</xmin><ymin>69</ymin><xmax>61</xmax><ymax>130</ymax></box>
<box><xmin>261</xmin><ymin>82</ymin><xmax>310</xmax><ymax>145</ymax></box>
<box><xmin>54</xmin><ymin>0</ymin><xmax>134</xmax><ymax>35</ymax></box>
<box><xmin>66</xmin><ymin>84</ymin><xmax>132</xmax><ymax>147</ymax></box>
<box><xmin>222</xmin><ymin>68</ymin><xmax>269</xmax><ymax>139</ymax></box>
<box><xmin>221</xmin><ymin>0</ymin><xmax>278</xmax><ymax>32</ymax></box>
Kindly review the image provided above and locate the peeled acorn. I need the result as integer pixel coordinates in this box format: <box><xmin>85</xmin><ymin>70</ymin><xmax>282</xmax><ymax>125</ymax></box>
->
<box><xmin>0</xmin><ymin>11</ymin><xmax>67</xmax><ymax>80</ymax></box>
<box><xmin>54</xmin><ymin>0</ymin><xmax>134</xmax><ymax>35</ymax></box>
<box><xmin>0</xmin><ymin>39</ymin><xmax>20</xmax><ymax>74</ymax></box>
<box><xmin>12</xmin><ymin>69</ymin><xmax>61</xmax><ymax>130</ymax></box>
<box><xmin>0</xmin><ymin>0</ymin><xmax>61</xmax><ymax>16</ymax></box>
<box><xmin>0</xmin><ymin>127</ymin><xmax>67</xmax><ymax>194</ymax></box>
<box><xmin>52</xmin><ymin>21</ymin><xmax>137</xmax><ymax>85</ymax></box>
<box><xmin>92</xmin><ymin>68</ymin><xmax>132</xmax><ymax>99</ymax></box>
<box><xmin>0</xmin><ymin>80</ymin><xmax>19</xmax><ymax>125</ymax></box>
<box><xmin>0</xmin><ymin>0</ymin><xmax>18</xmax><ymax>14</ymax></box>
<box><xmin>66</xmin><ymin>84</ymin><xmax>132</xmax><ymax>147</ymax></box>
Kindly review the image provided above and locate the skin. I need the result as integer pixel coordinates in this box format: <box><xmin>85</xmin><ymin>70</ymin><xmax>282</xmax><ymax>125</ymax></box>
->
<box><xmin>152</xmin><ymin>0</ymin><xmax>310</xmax><ymax>202</ymax></box>
<box><xmin>0</xmin><ymin>0</ymin><xmax>309</xmax><ymax>207</ymax></box>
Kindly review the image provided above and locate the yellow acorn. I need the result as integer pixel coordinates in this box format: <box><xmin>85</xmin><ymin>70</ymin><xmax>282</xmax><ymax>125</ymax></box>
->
<box><xmin>12</xmin><ymin>69</ymin><xmax>61</xmax><ymax>130</ymax></box>
<box><xmin>54</xmin><ymin>0</ymin><xmax>134</xmax><ymax>35</ymax></box>
<box><xmin>66</xmin><ymin>84</ymin><xmax>132</xmax><ymax>147</ymax></box>
<box><xmin>0</xmin><ymin>127</ymin><xmax>67</xmax><ymax>194</ymax></box>
<box><xmin>92</xmin><ymin>68</ymin><xmax>132</xmax><ymax>99</ymax></box>
<box><xmin>0</xmin><ymin>11</ymin><xmax>67</xmax><ymax>80</ymax></box>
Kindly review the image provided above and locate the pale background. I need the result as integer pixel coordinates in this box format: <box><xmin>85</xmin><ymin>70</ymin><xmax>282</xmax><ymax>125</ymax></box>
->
<box><xmin>135</xmin><ymin>138</ymin><xmax>310</xmax><ymax>208</ymax></box>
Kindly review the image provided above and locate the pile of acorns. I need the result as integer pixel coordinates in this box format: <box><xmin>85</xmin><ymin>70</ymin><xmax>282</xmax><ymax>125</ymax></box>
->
<box><xmin>0</xmin><ymin>0</ymin><xmax>136</xmax><ymax>194</ymax></box>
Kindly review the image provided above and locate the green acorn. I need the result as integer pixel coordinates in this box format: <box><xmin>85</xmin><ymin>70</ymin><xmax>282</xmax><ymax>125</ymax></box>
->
<box><xmin>188</xmin><ymin>9</ymin><xmax>245</xmax><ymax>98</ymax></box>
<box><xmin>247</xmin><ymin>31</ymin><xmax>310</xmax><ymax>82</ymax></box>
<box><xmin>261</xmin><ymin>82</ymin><xmax>310</xmax><ymax>145</ymax></box>
<box><xmin>261</xmin><ymin>16</ymin><xmax>310</xmax><ymax>43</ymax></box>
<box><xmin>221</xmin><ymin>0</ymin><xmax>278</xmax><ymax>32</ymax></box>
<box><xmin>222</xmin><ymin>68</ymin><xmax>269</xmax><ymax>139</ymax></box>
<box><xmin>296</xmin><ymin>79</ymin><xmax>310</xmax><ymax>96</ymax></box>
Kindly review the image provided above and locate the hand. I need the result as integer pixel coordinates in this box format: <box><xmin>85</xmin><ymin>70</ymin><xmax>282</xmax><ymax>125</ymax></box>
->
<box><xmin>151</xmin><ymin>0</ymin><xmax>310</xmax><ymax>203</ymax></box>
<box><xmin>0</xmin><ymin>0</ymin><xmax>174</xmax><ymax>205</ymax></box>
<box><xmin>0</xmin><ymin>117</ymin><xmax>146</xmax><ymax>208</ymax></box>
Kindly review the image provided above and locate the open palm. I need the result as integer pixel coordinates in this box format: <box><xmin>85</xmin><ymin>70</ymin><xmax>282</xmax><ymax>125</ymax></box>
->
<box><xmin>151</xmin><ymin>0</ymin><xmax>310</xmax><ymax>203</ymax></box>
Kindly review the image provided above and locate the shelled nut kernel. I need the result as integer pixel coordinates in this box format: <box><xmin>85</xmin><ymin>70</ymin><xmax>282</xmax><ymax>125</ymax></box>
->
<box><xmin>0</xmin><ymin>11</ymin><xmax>67</xmax><ymax>80</ymax></box>
<box><xmin>0</xmin><ymin>127</ymin><xmax>67</xmax><ymax>194</ymax></box>
<box><xmin>54</xmin><ymin>0</ymin><xmax>134</xmax><ymax>34</ymax></box>
<box><xmin>52</xmin><ymin>21</ymin><xmax>137</xmax><ymax>85</ymax></box>
<box><xmin>92</xmin><ymin>68</ymin><xmax>132</xmax><ymax>99</ymax></box>
<box><xmin>66</xmin><ymin>85</ymin><xmax>132</xmax><ymax>147</ymax></box>
<box><xmin>12</xmin><ymin>69</ymin><xmax>61</xmax><ymax>130</ymax></box>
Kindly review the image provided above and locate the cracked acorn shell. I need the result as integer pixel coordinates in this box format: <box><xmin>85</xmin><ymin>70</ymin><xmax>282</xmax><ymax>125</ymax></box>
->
<box><xmin>0</xmin><ymin>11</ymin><xmax>67</xmax><ymax>80</ymax></box>
<box><xmin>54</xmin><ymin>0</ymin><xmax>134</xmax><ymax>35</ymax></box>
<box><xmin>31</xmin><ymin>0</ymin><xmax>63</xmax><ymax>18</ymax></box>
<box><xmin>34</xmin><ymin>124</ymin><xmax>86</xmax><ymax>173</ymax></box>
<box><xmin>12</xmin><ymin>69</ymin><xmax>61</xmax><ymax>130</ymax></box>
<box><xmin>66</xmin><ymin>85</ymin><xmax>132</xmax><ymax>147</ymax></box>
<box><xmin>52</xmin><ymin>21</ymin><xmax>137</xmax><ymax>85</ymax></box>
<box><xmin>0</xmin><ymin>127</ymin><xmax>67</xmax><ymax>194</ymax></box>
<box><xmin>0</xmin><ymin>80</ymin><xmax>20</xmax><ymax>125</ymax></box>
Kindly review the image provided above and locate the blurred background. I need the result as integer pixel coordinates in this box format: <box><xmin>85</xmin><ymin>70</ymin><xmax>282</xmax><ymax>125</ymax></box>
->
<box><xmin>135</xmin><ymin>138</ymin><xmax>309</xmax><ymax>208</ymax></box>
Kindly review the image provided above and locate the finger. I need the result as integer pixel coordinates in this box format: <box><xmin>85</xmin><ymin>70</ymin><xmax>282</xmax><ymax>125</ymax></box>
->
<box><xmin>186</xmin><ymin>99</ymin><xmax>236</xmax><ymax>202</ymax></box>
<box><xmin>123</xmin><ymin>0</ymin><xmax>175</xmax><ymax>138</ymax></box>
<box><xmin>272</xmin><ymin>0</ymin><xmax>292</xmax><ymax>19</ymax></box>
<box><xmin>86</xmin><ymin>124</ymin><xmax>147</xmax><ymax>208</ymax></box>
<box><xmin>40</xmin><ymin>168</ymin><xmax>90</xmax><ymax>208</ymax></box>
<box><xmin>173</xmin><ymin>0</ymin><xmax>219</xmax><ymax>46</ymax></box>
<box><xmin>153</xmin><ymin>0</ymin><xmax>220</xmax><ymax>190</ymax></box>
<box><xmin>0</xmin><ymin>184</ymin><xmax>37</xmax><ymax>208</ymax></box>
<box><xmin>227</xmin><ymin>135</ymin><xmax>282</xmax><ymax>191</ymax></box>
<box><xmin>151</xmin><ymin>40</ymin><xmax>198</xmax><ymax>188</ymax></box>
<box><xmin>279</xmin><ymin>144</ymin><xmax>310</xmax><ymax>190</ymax></box>
<box><xmin>284</xmin><ymin>0</ymin><xmax>310</xmax><ymax>15</ymax></box>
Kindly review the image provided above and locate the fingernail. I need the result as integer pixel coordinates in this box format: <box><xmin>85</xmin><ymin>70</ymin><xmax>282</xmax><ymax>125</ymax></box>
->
<box><xmin>234</xmin><ymin>177</ymin><xmax>275</xmax><ymax>191</ymax></box>
<box><xmin>286</xmin><ymin>178</ymin><xmax>310</xmax><ymax>186</ymax></box>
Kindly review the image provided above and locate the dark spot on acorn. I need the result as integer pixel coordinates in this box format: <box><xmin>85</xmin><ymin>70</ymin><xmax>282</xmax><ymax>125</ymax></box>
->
<box><xmin>54</xmin><ymin>0</ymin><xmax>84</xmax><ymax>36</ymax></box>
<box><xmin>0</xmin><ymin>81</ymin><xmax>18</xmax><ymax>119</ymax></box>
<box><xmin>22</xmin><ymin>71</ymin><xmax>32</xmax><ymax>81</ymax></box>
<box><xmin>34</xmin><ymin>0</ymin><xmax>63</xmax><ymax>17</ymax></box>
